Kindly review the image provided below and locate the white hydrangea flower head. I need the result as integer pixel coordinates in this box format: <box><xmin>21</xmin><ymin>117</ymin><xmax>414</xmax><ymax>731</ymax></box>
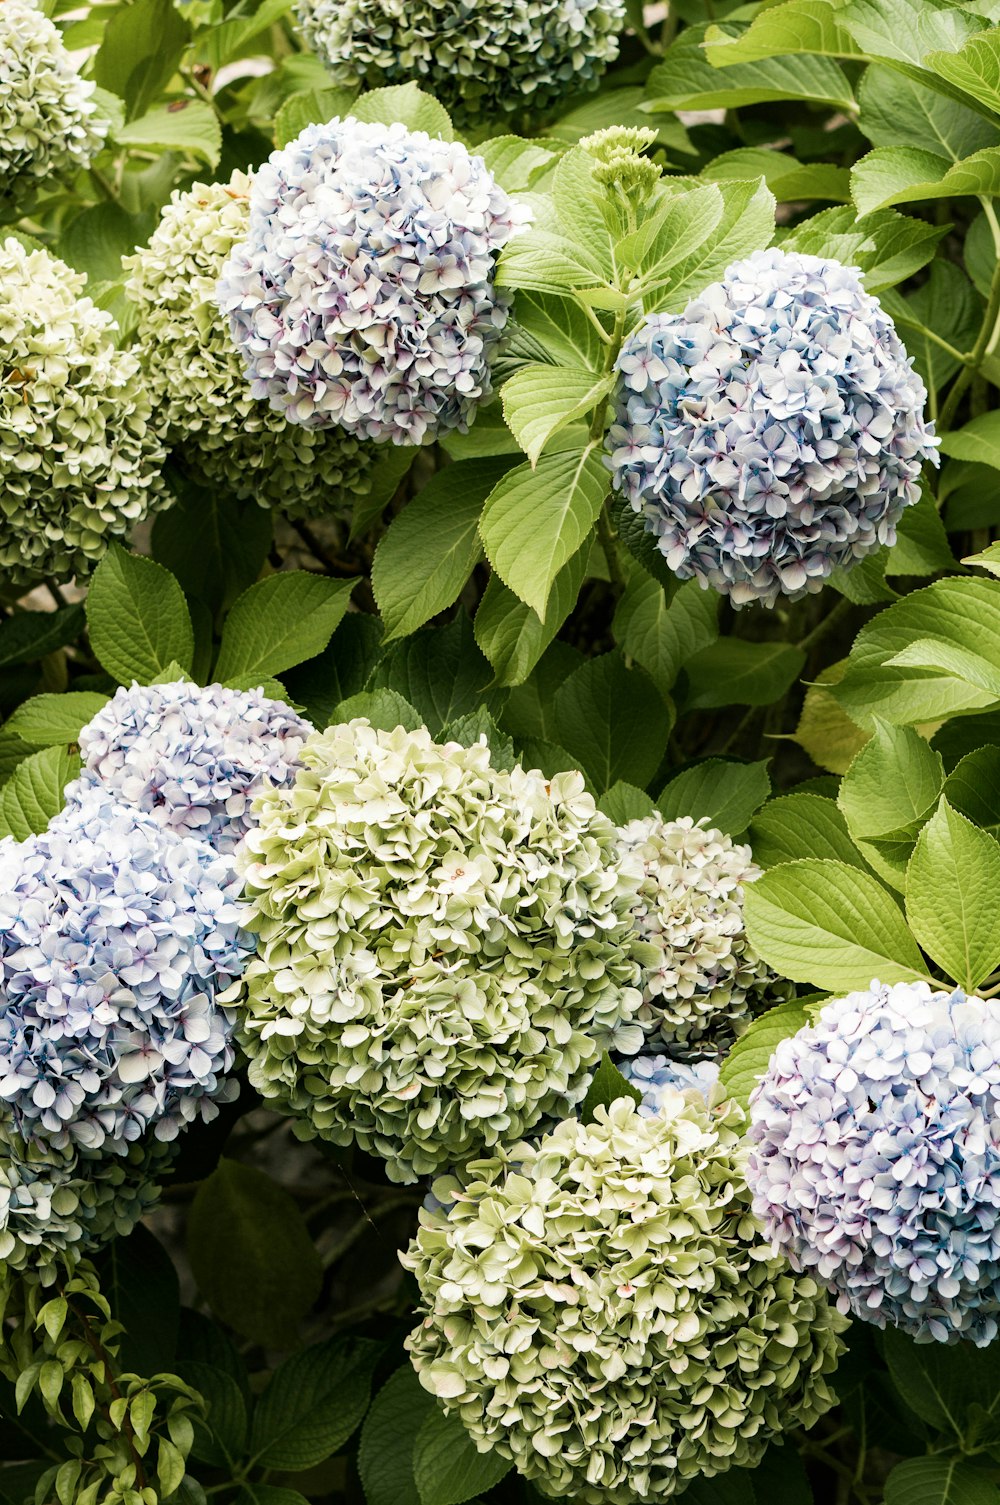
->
<box><xmin>67</xmin><ymin>680</ymin><xmax>314</xmax><ymax>856</ymax></box>
<box><xmin>404</xmin><ymin>1097</ymin><xmax>847</xmax><ymax>1502</ymax></box>
<box><xmin>0</xmin><ymin>239</ymin><xmax>165</xmax><ymax>585</ymax></box>
<box><xmin>125</xmin><ymin>173</ymin><xmax>379</xmax><ymax>519</ymax></box>
<box><xmin>617</xmin><ymin>813</ymin><xmax>792</xmax><ymax>1053</ymax></box>
<box><xmin>216</xmin><ymin>118</ymin><xmax>525</xmax><ymax>444</ymax></box>
<box><xmin>608</xmin><ymin>248</ymin><xmax>938</xmax><ymax>607</ymax></box>
<box><xmin>0</xmin><ymin>0</ymin><xmax>107</xmax><ymax>215</ymax></box>
<box><xmin>295</xmin><ymin>0</ymin><xmax>625</xmax><ymax>128</ymax></box>
<box><xmin>749</xmin><ymin>980</ymin><xmax>1000</xmax><ymax>1345</ymax></box>
<box><xmin>231</xmin><ymin>721</ymin><xmax>643</xmax><ymax>1182</ymax></box>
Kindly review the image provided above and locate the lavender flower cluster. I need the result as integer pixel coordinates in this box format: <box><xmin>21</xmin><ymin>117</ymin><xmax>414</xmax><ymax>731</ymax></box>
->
<box><xmin>68</xmin><ymin>681</ymin><xmax>314</xmax><ymax>855</ymax></box>
<box><xmin>621</xmin><ymin>1052</ymin><xmax>720</xmax><ymax>1112</ymax></box>
<box><xmin>0</xmin><ymin>682</ymin><xmax>313</xmax><ymax>1265</ymax></box>
<box><xmin>607</xmin><ymin>248</ymin><xmax>938</xmax><ymax>607</ymax></box>
<box><xmin>748</xmin><ymin>980</ymin><xmax>1000</xmax><ymax>1345</ymax></box>
<box><xmin>216</xmin><ymin>118</ymin><xmax>524</xmax><ymax>445</ymax></box>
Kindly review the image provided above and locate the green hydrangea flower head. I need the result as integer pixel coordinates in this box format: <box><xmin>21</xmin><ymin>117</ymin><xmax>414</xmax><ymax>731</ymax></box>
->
<box><xmin>124</xmin><ymin>172</ymin><xmax>377</xmax><ymax>521</ymax></box>
<box><xmin>231</xmin><ymin>720</ymin><xmax>643</xmax><ymax>1182</ymax></box>
<box><xmin>619</xmin><ymin>813</ymin><xmax>794</xmax><ymax>1053</ymax></box>
<box><xmin>0</xmin><ymin>1121</ymin><xmax>175</xmax><ymax>1271</ymax></box>
<box><xmin>295</xmin><ymin>0</ymin><xmax>625</xmax><ymax>128</ymax></box>
<box><xmin>0</xmin><ymin>0</ymin><xmax>108</xmax><ymax>217</ymax></box>
<box><xmin>404</xmin><ymin>1095</ymin><xmax>847</xmax><ymax>1502</ymax></box>
<box><xmin>0</xmin><ymin>238</ymin><xmax>165</xmax><ymax>585</ymax></box>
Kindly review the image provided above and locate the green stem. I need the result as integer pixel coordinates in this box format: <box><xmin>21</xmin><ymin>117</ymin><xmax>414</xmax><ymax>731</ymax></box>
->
<box><xmin>938</xmin><ymin>199</ymin><xmax>1000</xmax><ymax>431</ymax></box>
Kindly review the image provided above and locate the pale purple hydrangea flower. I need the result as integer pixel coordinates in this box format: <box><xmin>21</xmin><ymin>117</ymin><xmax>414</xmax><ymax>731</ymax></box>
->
<box><xmin>67</xmin><ymin>681</ymin><xmax>313</xmax><ymax>855</ymax></box>
<box><xmin>748</xmin><ymin>980</ymin><xmax>1000</xmax><ymax>1345</ymax></box>
<box><xmin>0</xmin><ymin>791</ymin><xmax>253</xmax><ymax>1154</ymax></box>
<box><xmin>620</xmin><ymin>1052</ymin><xmax>720</xmax><ymax>1113</ymax></box>
<box><xmin>216</xmin><ymin>118</ymin><xmax>524</xmax><ymax>444</ymax></box>
<box><xmin>607</xmin><ymin>249</ymin><xmax>938</xmax><ymax>607</ymax></box>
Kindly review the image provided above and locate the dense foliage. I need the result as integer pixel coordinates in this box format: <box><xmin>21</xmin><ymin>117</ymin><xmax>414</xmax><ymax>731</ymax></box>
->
<box><xmin>10</xmin><ymin>0</ymin><xmax>1000</xmax><ymax>1503</ymax></box>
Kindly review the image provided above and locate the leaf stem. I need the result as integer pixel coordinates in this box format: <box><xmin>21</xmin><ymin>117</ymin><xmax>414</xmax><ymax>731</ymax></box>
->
<box><xmin>939</xmin><ymin>200</ymin><xmax>1000</xmax><ymax>431</ymax></box>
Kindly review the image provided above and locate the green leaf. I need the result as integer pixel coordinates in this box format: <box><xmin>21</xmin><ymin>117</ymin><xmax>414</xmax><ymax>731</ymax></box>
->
<box><xmin>187</xmin><ymin>1159</ymin><xmax>322</xmax><ymax>1350</ymax></box>
<box><xmin>151</xmin><ymin>487</ymin><xmax>272</xmax><ymax>615</ymax></box>
<box><xmin>656</xmin><ymin>759</ymin><xmax>770</xmax><ymax>836</ymax></box>
<box><xmin>350</xmin><ymin>444</ymin><xmax>417</xmax><ymax>539</ymax></box>
<box><xmin>284</xmin><ymin>613</ymin><xmax>383</xmax><ymax>727</ymax></box>
<box><xmin>510</xmin><ymin>291</ymin><xmax>608</xmax><ymax>375</ymax></box>
<box><xmin>945</xmin><ymin>745</ymin><xmax>1000</xmax><ymax>835</ymax></box>
<box><xmin>479</xmin><ymin>445</ymin><xmax>608</xmax><ymax>619</ymax></box>
<box><xmin>0</xmin><ymin>747</ymin><xmax>79</xmax><ymax>841</ymax></box>
<box><xmin>179</xmin><ymin>1363</ymin><xmax>247</xmax><ymax>1469</ymax></box>
<box><xmin>857</xmin><ymin>63</ymin><xmax>1000</xmax><ymax>160</ymax></box>
<box><xmin>501</xmin><ymin>365</ymin><xmax>613</xmax><ymax>466</ymax></box>
<box><xmin>614</xmin><ymin>574</ymin><xmax>719</xmax><ymax>701</ymax></box>
<box><xmin>92</xmin><ymin>0</ymin><xmax>189</xmax><ymax>118</ymax></box>
<box><xmin>834</xmin><ymin>578</ymin><xmax>1000</xmax><ymax>728</ymax></box>
<box><xmin>333</xmin><ymin>688</ymin><xmax>423</xmax><ymax>733</ymax></box>
<box><xmin>839</xmin><ymin>720</ymin><xmax>944</xmax><ymax>841</ymax></box>
<box><xmin>0</xmin><ymin>606</ymin><xmax>83</xmax><ymax>667</ymax></box>
<box><xmin>359</xmin><ymin>1366</ymin><xmax>436</xmax><ymax>1505</ymax></box>
<box><xmin>926</xmin><ymin>28</ymin><xmax>1000</xmax><ymax>118</ymax></box>
<box><xmin>702</xmin><ymin>147</ymin><xmax>850</xmax><ymax>203</ymax></box>
<box><xmin>749</xmin><ymin>793</ymin><xmax>869</xmax><ymax>870</ymax></box>
<box><xmin>250</xmin><ymin>1337</ymin><xmax>382</xmax><ymax>1470</ymax></box>
<box><xmin>502</xmin><ymin>641</ymin><xmax>584</xmax><ymax>743</ymax></box>
<box><xmin>474</xmin><ymin>547</ymin><xmax>589</xmax><ymax>687</ymax></box>
<box><xmin>646</xmin><ymin>177</ymin><xmax>775</xmax><ymax>313</ymax></box>
<box><xmin>234</xmin><ymin>1488</ymin><xmax>312</xmax><ymax>1505</ymax></box>
<box><xmin>942</xmin><ymin>411</ymin><xmax>1000</xmax><ymax>471</ymax></box>
<box><xmin>742</xmin><ymin>859</ymin><xmax>928</xmax><ymax>991</ymax></box>
<box><xmin>553</xmin><ymin>651</ymin><xmax>673</xmax><ymax>792</ymax></box>
<box><xmin>496</xmin><ymin>230</ymin><xmax>610</xmax><ymax>297</ymax></box>
<box><xmin>372</xmin><ymin>462</ymin><xmax>502</xmax><ymax>640</ymax></box>
<box><xmin>580</xmin><ymin>1052</ymin><xmax>643</xmax><ymax>1121</ymax></box>
<box><xmin>351</xmin><ymin>84</ymin><xmax>452</xmax><ymax>139</ymax></box>
<box><xmin>413</xmin><ymin>1405</ymin><xmax>512</xmax><ymax>1505</ymax></box>
<box><xmin>718</xmin><ymin>998</ymin><xmax>812</xmax><ymax>1114</ymax></box>
<box><xmin>965</xmin><ymin>541</ymin><xmax>1000</xmax><ymax>577</ymax></box>
<box><xmin>113</xmin><ymin>100</ymin><xmax>221</xmax><ymax>167</ymax></box>
<box><xmin>618</xmin><ymin>182</ymin><xmax>726</xmax><ymax>291</ymax></box>
<box><xmin>905</xmin><ymin>798</ymin><xmax>1000</xmax><ymax>991</ymax></box>
<box><xmin>779</xmin><ymin>204</ymin><xmax>946</xmax><ymax>292</ymax></box>
<box><xmin>5</xmin><ymin>693</ymin><xmax>108</xmax><ymax>748</ymax></box>
<box><xmin>884</xmin><ymin>1327</ymin><xmax>1000</xmax><ymax>1443</ymax></box>
<box><xmin>214</xmin><ymin>573</ymin><xmax>355</xmax><ymax>681</ymax></box>
<box><xmin>852</xmin><ymin>143</ymin><xmax>1000</xmax><ymax>216</ymax></box>
<box><xmin>883</xmin><ymin>264</ymin><xmax>981</xmax><ymax>407</ymax></box>
<box><xmin>645</xmin><ymin>44</ymin><xmax>855</xmax><ymax>111</ymax></box>
<box><xmin>598</xmin><ymin>781</ymin><xmax>656</xmax><ymax>824</ymax></box>
<box><xmin>371</xmin><ymin>615</ymin><xmax>504</xmax><ymax>735</ymax></box>
<box><xmin>86</xmin><ymin>545</ymin><xmax>195</xmax><ymax>685</ymax></box>
<box><xmin>884</xmin><ymin>1458</ymin><xmax>1000</xmax><ymax>1505</ymax></box>
<box><xmin>682</xmin><ymin>638</ymin><xmax>805</xmax><ymax>709</ymax></box>
<box><xmin>478</xmin><ymin>135</ymin><xmax>566</xmax><ymax>194</ymax></box>
<box><xmin>94</xmin><ymin>1224</ymin><xmax>178</xmax><ymax>1376</ymax></box>
<box><xmin>274</xmin><ymin>86</ymin><xmax>357</xmax><ymax>148</ymax></box>
<box><xmin>704</xmin><ymin>2</ymin><xmax>857</xmax><ymax>67</ymax></box>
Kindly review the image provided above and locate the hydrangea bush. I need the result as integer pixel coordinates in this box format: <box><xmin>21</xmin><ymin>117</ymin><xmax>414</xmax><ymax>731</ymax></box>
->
<box><xmin>6</xmin><ymin>2</ymin><xmax>1000</xmax><ymax>1501</ymax></box>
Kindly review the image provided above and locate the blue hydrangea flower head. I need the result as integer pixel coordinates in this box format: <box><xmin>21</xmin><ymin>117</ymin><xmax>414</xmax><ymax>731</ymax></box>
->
<box><xmin>0</xmin><ymin>790</ymin><xmax>253</xmax><ymax>1154</ymax></box>
<box><xmin>748</xmin><ymin>979</ymin><xmax>1000</xmax><ymax>1344</ymax></box>
<box><xmin>0</xmin><ymin>1122</ymin><xmax>175</xmax><ymax>1270</ymax></box>
<box><xmin>216</xmin><ymin>118</ymin><xmax>525</xmax><ymax>444</ymax></box>
<box><xmin>620</xmin><ymin>1052</ymin><xmax>720</xmax><ymax>1113</ymax></box>
<box><xmin>67</xmin><ymin>680</ymin><xmax>313</xmax><ymax>855</ymax></box>
<box><xmin>295</xmin><ymin>0</ymin><xmax>624</xmax><ymax>129</ymax></box>
<box><xmin>607</xmin><ymin>248</ymin><xmax>938</xmax><ymax>607</ymax></box>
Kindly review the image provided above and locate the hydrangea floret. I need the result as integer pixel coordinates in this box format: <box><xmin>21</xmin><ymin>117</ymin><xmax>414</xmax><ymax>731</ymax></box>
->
<box><xmin>215</xmin><ymin>119</ymin><xmax>524</xmax><ymax>444</ymax></box>
<box><xmin>0</xmin><ymin>791</ymin><xmax>252</xmax><ymax>1154</ymax></box>
<box><xmin>0</xmin><ymin>1125</ymin><xmax>175</xmax><ymax>1270</ymax></box>
<box><xmin>620</xmin><ymin>1051</ymin><xmax>720</xmax><ymax>1111</ymax></box>
<box><xmin>0</xmin><ymin>0</ymin><xmax>107</xmax><ymax>216</ymax></box>
<box><xmin>749</xmin><ymin>980</ymin><xmax>1000</xmax><ymax>1345</ymax></box>
<box><xmin>0</xmin><ymin>239</ymin><xmax>164</xmax><ymax>585</ymax></box>
<box><xmin>230</xmin><ymin>721</ymin><xmax>643</xmax><ymax>1182</ymax></box>
<box><xmin>404</xmin><ymin>1096</ymin><xmax>847</xmax><ymax>1502</ymax></box>
<box><xmin>607</xmin><ymin>248</ymin><xmax>938</xmax><ymax>607</ymax></box>
<box><xmin>294</xmin><ymin>0</ymin><xmax>624</xmax><ymax>129</ymax></box>
<box><xmin>125</xmin><ymin>174</ymin><xmax>379</xmax><ymax>519</ymax></box>
<box><xmin>68</xmin><ymin>681</ymin><xmax>314</xmax><ymax>856</ymax></box>
<box><xmin>617</xmin><ymin>813</ymin><xmax>791</xmax><ymax>1053</ymax></box>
